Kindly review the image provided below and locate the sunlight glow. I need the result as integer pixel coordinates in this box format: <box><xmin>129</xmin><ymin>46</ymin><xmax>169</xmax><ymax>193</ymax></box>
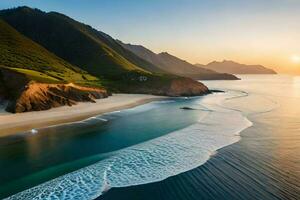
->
<box><xmin>291</xmin><ymin>55</ymin><xmax>300</xmax><ymax>63</ymax></box>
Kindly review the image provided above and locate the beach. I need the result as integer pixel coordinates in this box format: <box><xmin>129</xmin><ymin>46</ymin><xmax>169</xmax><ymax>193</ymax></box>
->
<box><xmin>0</xmin><ymin>75</ymin><xmax>299</xmax><ymax>200</ymax></box>
<box><xmin>0</xmin><ymin>88</ymin><xmax>248</xmax><ymax>199</ymax></box>
<box><xmin>0</xmin><ymin>94</ymin><xmax>166</xmax><ymax>137</ymax></box>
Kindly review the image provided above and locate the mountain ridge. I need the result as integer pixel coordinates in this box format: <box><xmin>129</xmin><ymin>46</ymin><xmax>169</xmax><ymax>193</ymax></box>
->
<box><xmin>196</xmin><ymin>60</ymin><xmax>276</xmax><ymax>74</ymax></box>
<box><xmin>0</xmin><ymin>18</ymin><xmax>110</xmax><ymax>112</ymax></box>
<box><xmin>0</xmin><ymin>6</ymin><xmax>165</xmax><ymax>78</ymax></box>
<box><xmin>0</xmin><ymin>7</ymin><xmax>211</xmax><ymax>112</ymax></box>
<box><xmin>118</xmin><ymin>41</ymin><xmax>238</xmax><ymax>80</ymax></box>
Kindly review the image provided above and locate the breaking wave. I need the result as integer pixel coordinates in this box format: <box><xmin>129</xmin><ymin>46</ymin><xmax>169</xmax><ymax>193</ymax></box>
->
<box><xmin>6</xmin><ymin>92</ymin><xmax>252</xmax><ymax>200</ymax></box>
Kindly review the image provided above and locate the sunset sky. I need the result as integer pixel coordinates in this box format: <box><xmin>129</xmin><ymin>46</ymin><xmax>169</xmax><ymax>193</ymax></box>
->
<box><xmin>1</xmin><ymin>0</ymin><xmax>300</xmax><ymax>74</ymax></box>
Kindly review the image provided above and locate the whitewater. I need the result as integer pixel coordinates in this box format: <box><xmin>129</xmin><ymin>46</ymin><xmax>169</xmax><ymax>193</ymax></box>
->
<box><xmin>6</xmin><ymin>91</ymin><xmax>252</xmax><ymax>200</ymax></box>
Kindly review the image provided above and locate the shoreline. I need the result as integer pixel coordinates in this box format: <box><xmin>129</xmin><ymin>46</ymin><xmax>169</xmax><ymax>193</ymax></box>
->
<box><xmin>4</xmin><ymin>89</ymin><xmax>253</xmax><ymax>200</ymax></box>
<box><xmin>0</xmin><ymin>94</ymin><xmax>166</xmax><ymax>137</ymax></box>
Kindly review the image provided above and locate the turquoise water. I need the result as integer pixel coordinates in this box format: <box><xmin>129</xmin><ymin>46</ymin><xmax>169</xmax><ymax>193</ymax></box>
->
<box><xmin>1</xmin><ymin>93</ymin><xmax>249</xmax><ymax>199</ymax></box>
<box><xmin>1</xmin><ymin>75</ymin><xmax>299</xmax><ymax>199</ymax></box>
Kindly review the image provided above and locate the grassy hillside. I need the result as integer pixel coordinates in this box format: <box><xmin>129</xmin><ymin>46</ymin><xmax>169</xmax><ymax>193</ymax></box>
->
<box><xmin>0</xmin><ymin>7</ymin><xmax>164</xmax><ymax>80</ymax></box>
<box><xmin>0</xmin><ymin>7</ymin><xmax>210</xmax><ymax>99</ymax></box>
<box><xmin>0</xmin><ymin>18</ymin><xmax>100</xmax><ymax>86</ymax></box>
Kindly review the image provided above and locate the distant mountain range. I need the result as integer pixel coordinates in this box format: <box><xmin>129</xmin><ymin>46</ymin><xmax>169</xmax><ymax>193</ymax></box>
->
<box><xmin>196</xmin><ymin>60</ymin><xmax>276</xmax><ymax>74</ymax></box>
<box><xmin>118</xmin><ymin>41</ymin><xmax>238</xmax><ymax>80</ymax></box>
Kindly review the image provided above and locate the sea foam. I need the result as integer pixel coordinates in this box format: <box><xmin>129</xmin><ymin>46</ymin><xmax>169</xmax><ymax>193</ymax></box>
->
<box><xmin>6</xmin><ymin>92</ymin><xmax>252</xmax><ymax>200</ymax></box>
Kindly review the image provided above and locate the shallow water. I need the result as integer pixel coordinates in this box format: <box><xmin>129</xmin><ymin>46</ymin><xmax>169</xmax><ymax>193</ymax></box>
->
<box><xmin>0</xmin><ymin>91</ymin><xmax>249</xmax><ymax>199</ymax></box>
<box><xmin>98</xmin><ymin>75</ymin><xmax>300</xmax><ymax>200</ymax></box>
<box><xmin>1</xmin><ymin>75</ymin><xmax>300</xmax><ymax>199</ymax></box>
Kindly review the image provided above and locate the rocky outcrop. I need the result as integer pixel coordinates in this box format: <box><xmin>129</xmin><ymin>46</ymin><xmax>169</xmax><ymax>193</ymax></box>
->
<box><xmin>165</xmin><ymin>78</ymin><xmax>209</xmax><ymax>96</ymax></box>
<box><xmin>184</xmin><ymin>72</ymin><xmax>239</xmax><ymax>80</ymax></box>
<box><xmin>180</xmin><ymin>107</ymin><xmax>196</xmax><ymax>110</ymax></box>
<box><xmin>118</xmin><ymin>77</ymin><xmax>210</xmax><ymax>97</ymax></box>
<box><xmin>6</xmin><ymin>83</ymin><xmax>109</xmax><ymax>113</ymax></box>
<box><xmin>0</xmin><ymin>68</ymin><xmax>208</xmax><ymax>113</ymax></box>
<box><xmin>0</xmin><ymin>68</ymin><xmax>109</xmax><ymax>113</ymax></box>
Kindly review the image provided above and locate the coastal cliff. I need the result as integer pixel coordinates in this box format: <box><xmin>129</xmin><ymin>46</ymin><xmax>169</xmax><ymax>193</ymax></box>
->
<box><xmin>7</xmin><ymin>83</ymin><xmax>109</xmax><ymax>113</ymax></box>
<box><xmin>0</xmin><ymin>69</ymin><xmax>208</xmax><ymax>113</ymax></box>
<box><xmin>0</xmin><ymin>7</ymin><xmax>211</xmax><ymax>113</ymax></box>
<box><xmin>167</xmin><ymin>78</ymin><xmax>209</xmax><ymax>96</ymax></box>
<box><xmin>111</xmin><ymin>75</ymin><xmax>210</xmax><ymax>97</ymax></box>
<box><xmin>0</xmin><ymin>68</ymin><xmax>109</xmax><ymax>113</ymax></box>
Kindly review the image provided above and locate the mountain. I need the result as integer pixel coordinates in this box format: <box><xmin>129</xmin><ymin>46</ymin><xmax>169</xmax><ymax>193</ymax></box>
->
<box><xmin>0</xmin><ymin>7</ymin><xmax>210</xmax><ymax>112</ymax></box>
<box><xmin>196</xmin><ymin>60</ymin><xmax>277</xmax><ymax>74</ymax></box>
<box><xmin>0</xmin><ymin>6</ymin><xmax>164</xmax><ymax>79</ymax></box>
<box><xmin>118</xmin><ymin>41</ymin><xmax>238</xmax><ymax>80</ymax></box>
<box><xmin>0</xmin><ymin>18</ymin><xmax>99</xmax><ymax>84</ymax></box>
<box><xmin>0</xmin><ymin>18</ymin><xmax>109</xmax><ymax>112</ymax></box>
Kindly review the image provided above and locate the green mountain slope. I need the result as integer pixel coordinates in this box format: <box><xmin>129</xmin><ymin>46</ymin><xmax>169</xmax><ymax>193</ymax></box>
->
<box><xmin>0</xmin><ymin>7</ymin><xmax>164</xmax><ymax>80</ymax></box>
<box><xmin>0</xmin><ymin>18</ymin><xmax>98</xmax><ymax>84</ymax></box>
<box><xmin>0</xmin><ymin>18</ymin><xmax>110</xmax><ymax>112</ymax></box>
<box><xmin>0</xmin><ymin>6</ymin><xmax>210</xmax><ymax>107</ymax></box>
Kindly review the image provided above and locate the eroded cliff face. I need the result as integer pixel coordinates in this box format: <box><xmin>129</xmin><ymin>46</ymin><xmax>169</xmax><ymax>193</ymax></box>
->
<box><xmin>118</xmin><ymin>77</ymin><xmax>210</xmax><ymax>97</ymax></box>
<box><xmin>0</xmin><ymin>68</ymin><xmax>209</xmax><ymax>113</ymax></box>
<box><xmin>6</xmin><ymin>83</ymin><xmax>109</xmax><ymax>113</ymax></box>
<box><xmin>0</xmin><ymin>68</ymin><xmax>109</xmax><ymax>113</ymax></box>
<box><xmin>166</xmin><ymin>78</ymin><xmax>209</xmax><ymax>96</ymax></box>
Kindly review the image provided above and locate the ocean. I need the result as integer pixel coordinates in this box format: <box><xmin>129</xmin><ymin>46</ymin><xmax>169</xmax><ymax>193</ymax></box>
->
<box><xmin>0</xmin><ymin>75</ymin><xmax>299</xmax><ymax>199</ymax></box>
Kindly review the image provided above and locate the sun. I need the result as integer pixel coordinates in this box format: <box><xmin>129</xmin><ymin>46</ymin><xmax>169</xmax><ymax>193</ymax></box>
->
<box><xmin>291</xmin><ymin>55</ymin><xmax>300</xmax><ymax>63</ymax></box>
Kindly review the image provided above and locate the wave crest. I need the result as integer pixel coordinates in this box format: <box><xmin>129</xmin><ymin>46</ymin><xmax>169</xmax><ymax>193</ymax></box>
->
<box><xmin>6</xmin><ymin>92</ymin><xmax>252</xmax><ymax>200</ymax></box>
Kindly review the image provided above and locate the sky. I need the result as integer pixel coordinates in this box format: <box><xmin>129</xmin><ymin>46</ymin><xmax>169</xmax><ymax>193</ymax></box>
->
<box><xmin>1</xmin><ymin>0</ymin><xmax>300</xmax><ymax>74</ymax></box>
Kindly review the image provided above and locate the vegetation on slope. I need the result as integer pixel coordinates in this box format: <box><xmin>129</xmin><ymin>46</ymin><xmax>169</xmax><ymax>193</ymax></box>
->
<box><xmin>0</xmin><ymin>17</ymin><xmax>110</xmax><ymax>113</ymax></box>
<box><xmin>0</xmin><ymin>6</ymin><xmax>191</xmax><ymax>93</ymax></box>
<box><xmin>0</xmin><ymin>6</ymin><xmax>210</xmax><ymax>111</ymax></box>
<box><xmin>0</xmin><ymin>7</ymin><xmax>164</xmax><ymax>81</ymax></box>
<box><xmin>0</xmin><ymin>18</ymin><xmax>100</xmax><ymax>86</ymax></box>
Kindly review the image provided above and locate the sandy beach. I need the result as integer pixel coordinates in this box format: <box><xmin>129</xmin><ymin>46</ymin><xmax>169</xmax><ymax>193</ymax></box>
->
<box><xmin>0</xmin><ymin>94</ymin><xmax>166</xmax><ymax>137</ymax></box>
